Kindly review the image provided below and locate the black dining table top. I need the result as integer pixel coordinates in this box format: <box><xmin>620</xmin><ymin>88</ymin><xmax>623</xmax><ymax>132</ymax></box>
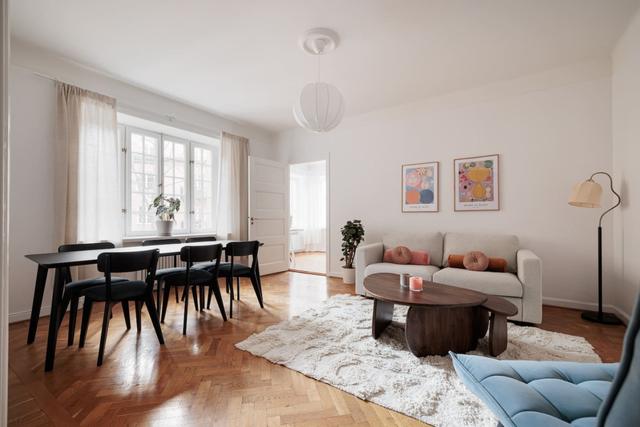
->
<box><xmin>25</xmin><ymin>240</ymin><xmax>234</xmax><ymax>268</ymax></box>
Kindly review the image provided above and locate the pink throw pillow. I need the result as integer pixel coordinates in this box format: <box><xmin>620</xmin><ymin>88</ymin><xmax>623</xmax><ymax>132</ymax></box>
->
<box><xmin>409</xmin><ymin>250</ymin><xmax>430</xmax><ymax>265</ymax></box>
<box><xmin>463</xmin><ymin>251</ymin><xmax>489</xmax><ymax>271</ymax></box>
<box><xmin>383</xmin><ymin>246</ymin><xmax>412</xmax><ymax>264</ymax></box>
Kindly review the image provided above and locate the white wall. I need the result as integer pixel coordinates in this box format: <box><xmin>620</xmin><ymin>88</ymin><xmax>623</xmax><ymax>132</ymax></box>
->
<box><xmin>8</xmin><ymin>41</ymin><xmax>276</xmax><ymax>322</ymax></box>
<box><xmin>276</xmin><ymin>59</ymin><xmax>620</xmax><ymax>317</ymax></box>
<box><xmin>612</xmin><ymin>8</ymin><xmax>640</xmax><ymax>319</ymax></box>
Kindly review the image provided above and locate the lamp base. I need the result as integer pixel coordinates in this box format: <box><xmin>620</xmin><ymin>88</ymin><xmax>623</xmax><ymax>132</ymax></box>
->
<box><xmin>581</xmin><ymin>310</ymin><xmax>623</xmax><ymax>325</ymax></box>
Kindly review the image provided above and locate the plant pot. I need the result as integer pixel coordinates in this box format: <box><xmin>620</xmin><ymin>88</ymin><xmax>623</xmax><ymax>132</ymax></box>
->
<box><xmin>342</xmin><ymin>267</ymin><xmax>355</xmax><ymax>284</ymax></box>
<box><xmin>156</xmin><ymin>220</ymin><xmax>174</xmax><ymax>236</ymax></box>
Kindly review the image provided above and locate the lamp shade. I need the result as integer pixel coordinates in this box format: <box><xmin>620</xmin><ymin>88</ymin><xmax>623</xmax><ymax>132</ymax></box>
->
<box><xmin>568</xmin><ymin>179</ymin><xmax>602</xmax><ymax>208</ymax></box>
<box><xmin>293</xmin><ymin>82</ymin><xmax>345</xmax><ymax>133</ymax></box>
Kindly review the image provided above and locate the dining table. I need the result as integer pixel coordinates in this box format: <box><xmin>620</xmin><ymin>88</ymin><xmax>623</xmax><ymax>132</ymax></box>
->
<box><xmin>25</xmin><ymin>240</ymin><xmax>240</xmax><ymax>372</ymax></box>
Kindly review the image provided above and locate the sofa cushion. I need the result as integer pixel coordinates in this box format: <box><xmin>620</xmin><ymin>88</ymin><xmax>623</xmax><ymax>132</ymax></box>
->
<box><xmin>364</xmin><ymin>262</ymin><xmax>440</xmax><ymax>281</ymax></box>
<box><xmin>450</xmin><ymin>352</ymin><xmax>618</xmax><ymax>427</ymax></box>
<box><xmin>433</xmin><ymin>267</ymin><xmax>523</xmax><ymax>297</ymax></box>
<box><xmin>382</xmin><ymin>232</ymin><xmax>443</xmax><ymax>267</ymax></box>
<box><xmin>443</xmin><ymin>232</ymin><xmax>519</xmax><ymax>273</ymax></box>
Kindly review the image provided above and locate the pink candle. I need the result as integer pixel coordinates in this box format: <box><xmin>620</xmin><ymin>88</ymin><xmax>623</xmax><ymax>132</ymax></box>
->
<box><xmin>409</xmin><ymin>276</ymin><xmax>423</xmax><ymax>292</ymax></box>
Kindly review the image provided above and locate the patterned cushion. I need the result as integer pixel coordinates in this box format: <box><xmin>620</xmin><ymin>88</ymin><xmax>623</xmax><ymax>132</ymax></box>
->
<box><xmin>450</xmin><ymin>353</ymin><xmax>619</xmax><ymax>427</ymax></box>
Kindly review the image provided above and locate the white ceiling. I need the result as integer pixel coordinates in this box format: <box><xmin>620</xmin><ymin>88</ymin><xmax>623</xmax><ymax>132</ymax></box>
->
<box><xmin>10</xmin><ymin>0</ymin><xmax>640</xmax><ymax>132</ymax></box>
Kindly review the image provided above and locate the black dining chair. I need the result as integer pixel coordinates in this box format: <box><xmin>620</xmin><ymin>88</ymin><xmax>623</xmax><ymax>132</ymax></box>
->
<box><xmin>216</xmin><ymin>241</ymin><xmax>263</xmax><ymax>318</ymax></box>
<box><xmin>58</xmin><ymin>242</ymin><xmax>129</xmax><ymax>346</ymax></box>
<box><xmin>78</xmin><ymin>249</ymin><xmax>164</xmax><ymax>366</ymax></box>
<box><xmin>161</xmin><ymin>244</ymin><xmax>227</xmax><ymax>335</ymax></box>
<box><xmin>142</xmin><ymin>238</ymin><xmax>182</xmax><ymax>312</ymax></box>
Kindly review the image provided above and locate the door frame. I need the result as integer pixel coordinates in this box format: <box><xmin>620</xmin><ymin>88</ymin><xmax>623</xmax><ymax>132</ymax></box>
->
<box><xmin>288</xmin><ymin>155</ymin><xmax>330</xmax><ymax>276</ymax></box>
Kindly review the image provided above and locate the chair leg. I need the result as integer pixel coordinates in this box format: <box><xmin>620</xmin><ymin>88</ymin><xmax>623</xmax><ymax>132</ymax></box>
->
<box><xmin>250</xmin><ymin>272</ymin><xmax>264</xmax><ymax>308</ymax></box>
<box><xmin>210</xmin><ymin>280</ymin><xmax>227</xmax><ymax>321</ymax></box>
<box><xmin>199</xmin><ymin>284</ymin><xmax>205</xmax><ymax>311</ymax></box>
<box><xmin>191</xmin><ymin>286</ymin><xmax>199</xmax><ymax>312</ymax></box>
<box><xmin>67</xmin><ymin>297</ymin><xmax>79</xmax><ymax>346</ymax></box>
<box><xmin>143</xmin><ymin>295</ymin><xmax>165</xmax><ymax>345</ymax></box>
<box><xmin>237</xmin><ymin>277</ymin><xmax>240</xmax><ymax>301</ymax></box>
<box><xmin>135</xmin><ymin>301</ymin><xmax>142</xmax><ymax>333</ymax></box>
<box><xmin>156</xmin><ymin>282</ymin><xmax>162</xmax><ymax>317</ymax></box>
<box><xmin>79</xmin><ymin>298</ymin><xmax>93</xmax><ymax>348</ymax></box>
<box><xmin>121</xmin><ymin>301</ymin><xmax>131</xmax><ymax>330</ymax></box>
<box><xmin>207</xmin><ymin>282</ymin><xmax>214</xmax><ymax>310</ymax></box>
<box><xmin>161</xmin><ymin>283</ymin><xmax>172</xmax><ymax>323</ymax></box>
<box><xmin>97</xmin><ymin>302</ymin><xmax>112</xmax><ymax>366</ymax></box>
<box><xmin>183</xmin><ymin>284</ymin><xmax>191</xmax><ymax>335</ymax></box>
<box><xmin>228</xmin><ymin>276</ymin><xmax>234</xmax><ymax>318</ymax></box>
<box><xmin>174</xmin><ymin>285</ymin><xmax>179</xmax><ymax>303</ymax></box>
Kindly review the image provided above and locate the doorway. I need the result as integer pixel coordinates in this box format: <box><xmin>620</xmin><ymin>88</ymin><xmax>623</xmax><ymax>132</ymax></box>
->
<box><xmin>289</xmin><ymin>160</ymin><xmax>327</xmax><ymax>275</ymax></box>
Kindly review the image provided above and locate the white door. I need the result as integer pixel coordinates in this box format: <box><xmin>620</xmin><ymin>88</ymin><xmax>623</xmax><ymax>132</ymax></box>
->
<box><xmin>249</xmin><ymin>157</ymin><xmax>289</xmax><ymax>275</ymax></box>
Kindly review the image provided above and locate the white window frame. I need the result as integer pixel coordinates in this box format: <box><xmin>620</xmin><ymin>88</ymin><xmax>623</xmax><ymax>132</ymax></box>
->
<box><xmin>121</xmin><ymin>124</ymin><xmax>219</xmax><ymax>237</ymax></box>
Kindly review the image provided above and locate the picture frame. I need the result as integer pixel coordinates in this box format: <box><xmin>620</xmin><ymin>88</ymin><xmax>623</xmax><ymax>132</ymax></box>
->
<box><xmin>454</xmin><ymin>154</ymin><xmax>500</xmax><ymax>211</ymax></box>
<box><xmin>402</xmin><ymin>161</ymin><xmax>439</xmax><ymax>212</ymax></box>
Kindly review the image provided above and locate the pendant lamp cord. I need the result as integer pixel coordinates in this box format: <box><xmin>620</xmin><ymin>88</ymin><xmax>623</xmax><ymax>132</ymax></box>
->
<box><xmin>589</xmin><ymin>172</ymin><xmax>622</xmax><ymax>227</ymax></box>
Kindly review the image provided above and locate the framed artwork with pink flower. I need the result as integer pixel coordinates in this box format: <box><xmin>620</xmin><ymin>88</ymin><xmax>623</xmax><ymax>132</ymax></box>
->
<box><xmin>454</xmin><ymin>154</ymin><xmax>500</xmax><ymax>211</ymax></box>
<box><xmin>402</xmin><ymin>161</ymin><xmax>439</xmax><ymax>212</ymax></box>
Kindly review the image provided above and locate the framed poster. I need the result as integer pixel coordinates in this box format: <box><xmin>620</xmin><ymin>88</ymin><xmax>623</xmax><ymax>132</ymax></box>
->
<box><xmin>454</xmin><ymin>154</ymin><xmax>500</xmax><ymax>211</ymax></box>
<box><xmin>402</xmin><ymin>161</ymin><xmax>439</xmax><ymax>212</ymax></box>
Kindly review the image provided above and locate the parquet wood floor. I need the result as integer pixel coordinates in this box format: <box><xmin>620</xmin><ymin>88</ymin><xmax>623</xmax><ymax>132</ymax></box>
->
<box><xmin>8</xmin><ymin>272</ymin><xmax>627</xmax><ymax>426</ymax></box>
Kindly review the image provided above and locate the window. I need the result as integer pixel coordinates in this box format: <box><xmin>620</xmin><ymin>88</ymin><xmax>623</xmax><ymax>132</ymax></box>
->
<box><xmin>120</xmin><ymin>124</ymin><xmax>220</xmax><ymax>236</ymax></box>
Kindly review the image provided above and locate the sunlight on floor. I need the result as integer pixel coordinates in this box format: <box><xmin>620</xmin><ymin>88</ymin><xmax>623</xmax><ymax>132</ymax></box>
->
<box><xmin>289</xmin><ymin>251</ymin><xmax>326</xmax><ymax>274</ymax></box>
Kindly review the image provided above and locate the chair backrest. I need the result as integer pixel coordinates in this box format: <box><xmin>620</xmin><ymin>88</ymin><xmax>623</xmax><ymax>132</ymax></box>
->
<box><xmin>97</xmin><ymin>249</ymin><xmax>159</xmax><ymax>299</ymax></box>
<box><xmin>142</xmin><ymin>238</ymin><xmax>181</xmax><ymax>246</ymax></box>
<box><xmin>185</xmin><ymin>236</ymin><xmax>216</xmax><ymax>243</ymax></box>
<box><xmin>597</xmin><ymin>292</ymin><xmax>640</xmax><ymax>426</ymax></box>
<box><xmin>180</xmin><ymin>244</ymin><xmax>222</xmax><ymax>265</ymax></box>
<box><xmin>226</xmin><ymin>241</ymin><xmax>260</xmax><ymax>269</ymax></box>
<box><xmin>58</xmin><ymin>241</ymin><xmax>115</xmax><ymax>252</ymax></box>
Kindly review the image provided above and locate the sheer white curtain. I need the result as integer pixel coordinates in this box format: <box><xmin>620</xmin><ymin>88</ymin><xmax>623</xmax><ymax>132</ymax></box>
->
<box><xmin>290</xmin><ymin>161</ymin><xmax>326</xmax><ymax>252</ymax></box>
<box><xmin>215</xmin><ymin>131</ymin><xmax>248</xmax><ymax>240</ymax></box>
<box><xmin>56</xmin><ymin>83</ymin><xmax>122</xmax><ymax>245</ymax></box>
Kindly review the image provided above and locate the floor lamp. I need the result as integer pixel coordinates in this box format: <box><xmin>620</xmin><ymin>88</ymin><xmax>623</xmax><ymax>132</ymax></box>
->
<box><xmin>568</xmin><ymin>171</ymin><xmax>622</xmax><ymax>325</ymax></box>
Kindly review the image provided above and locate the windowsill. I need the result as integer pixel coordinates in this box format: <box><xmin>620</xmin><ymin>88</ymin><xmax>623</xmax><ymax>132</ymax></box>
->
<box><xmin>122</xmin><ymin>232</ymin><xmax>217</xmax><ymax>244</ymax></box>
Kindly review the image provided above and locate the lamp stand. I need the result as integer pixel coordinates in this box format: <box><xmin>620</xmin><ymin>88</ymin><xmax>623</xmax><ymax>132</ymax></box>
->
<box><xmin>580</xmin><ymin>225</ymin><xmax>622</xmax><ymax>325</ymax></box>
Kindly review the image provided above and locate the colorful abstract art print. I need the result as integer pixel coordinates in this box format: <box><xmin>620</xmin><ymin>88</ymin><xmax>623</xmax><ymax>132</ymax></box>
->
<box><xmin>454</xmin><ymin>154</ymin><xmax>500</xmax><ymax>211</ymax></box>
<box><xmin>402</xmin><ymin>162</ymin><xmax>439</xmax><ymax>212</ymax></box>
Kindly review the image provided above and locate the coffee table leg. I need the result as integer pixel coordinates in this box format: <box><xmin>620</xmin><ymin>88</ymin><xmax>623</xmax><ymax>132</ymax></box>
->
<box><xmin>372</xmin><ymin>299</ymin><xmax>394</xmax><ymax>339</ymax></box>
<box><xmin>488</xmin><ymin>312</ymin><xmax>508</xmax><ymax>356</ymax></box>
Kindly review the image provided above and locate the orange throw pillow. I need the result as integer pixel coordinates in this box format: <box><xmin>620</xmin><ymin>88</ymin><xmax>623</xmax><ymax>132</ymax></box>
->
<box><xmin>409</xmin><ymin>250</ymin><xmax>430</xmax><ymax>265</ymax></box>
<box><xmin>463</xmin><ymin>251</ymin><xmax>489</xmax><ymax>271</ymax></box>
<box><xmin>487</xmin><ymin>257</ymin><xmax>507</xmax><ymax>272</ymax></box>
<box><xmin>448</xmin><ymin>254</ymin><xmax>465</xmax><ymax>269</ymax></box>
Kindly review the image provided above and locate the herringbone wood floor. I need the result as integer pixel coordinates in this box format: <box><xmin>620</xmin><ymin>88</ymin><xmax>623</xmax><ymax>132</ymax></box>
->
<box><xmin>8</xmin><ymin>272</ymin><xmax>627</xmax><ymax>426</ymax></box>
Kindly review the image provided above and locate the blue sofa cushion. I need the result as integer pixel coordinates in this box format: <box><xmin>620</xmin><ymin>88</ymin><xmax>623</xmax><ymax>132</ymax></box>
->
<box><xmin>450</xmin><ymin>352</ymin><xmax>618</xmax><ymax>427</ymax></box>
<box><xmin>597</xmin><ymin>293</ymin><xmax>640</xmax><ymax>427</ymax></box>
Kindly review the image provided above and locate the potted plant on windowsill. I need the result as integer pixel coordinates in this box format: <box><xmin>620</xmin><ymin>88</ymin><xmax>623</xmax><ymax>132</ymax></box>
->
<box><xmin>340</xmin><ymin>219</ymin><xmax>364</xmax><ymax>284</ymax></box>
<box><xmin>149</xmin><ymin>193</ymin><xmax>181</xmax><ymax>236</ymax></box>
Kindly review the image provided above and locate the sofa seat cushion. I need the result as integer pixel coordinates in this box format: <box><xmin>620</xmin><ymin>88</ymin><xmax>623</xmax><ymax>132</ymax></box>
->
<box><xmin>364</xmin><ymin>263</ymin><xmax>440</xmax><ymax>281</ymax></box>
<box><xmin>433</xmin><ymin>267</ymin><xmax>523</xmax><ymax>297</ymax></box>
<box><xmin>450</xmin><ymin>352</ymin><xmax>619</xmax><ymax>427</ymax></box>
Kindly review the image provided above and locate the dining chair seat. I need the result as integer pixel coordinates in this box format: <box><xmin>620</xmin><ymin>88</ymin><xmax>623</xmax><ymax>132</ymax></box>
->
<box><xmin>155</xmin><ymin>266</ymin><xmax>186</xmax><ymax>279</ymax></box>
<box><xmin>218</xmin><ymin>263</ymin><xmax>251</xmax><ymax>275</ymax></box>
<box><xmin>192</xmin><ymin>261</ymin><xmax>229</xmax><ymax>271</ymax></box>
<box><xmin>83</xmin><ymin>280</ymin><xmax>147</xmax><ymax>301</ymax></box>
<box><xmin>65</xmin><ymin>276</ymin><xmax>127</xmax><ymax>291</ymax></box>
<box><xmin>163</xmin><ymin>269</ymin><xmax>215</xmax><ymax>286</ymax></box>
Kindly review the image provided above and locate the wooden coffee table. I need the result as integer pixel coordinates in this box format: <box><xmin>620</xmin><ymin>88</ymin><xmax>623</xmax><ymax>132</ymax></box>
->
<box><xmin>363</xmin><ymin>273</ymin><xmax>518</xmax><ymax>357</ymax></box>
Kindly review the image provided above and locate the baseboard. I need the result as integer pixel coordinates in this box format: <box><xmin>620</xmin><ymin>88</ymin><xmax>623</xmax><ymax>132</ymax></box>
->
<box><xmin>328</xmin><ymin>271</ymin><xmax>342</xmax><ymax>279</ymax></box>
<box><xmin>9</xmin><ymin>305</ymin><xmax>51</xmax><ymax>324</ymax></box>
<box><xmin>542</xmin><ymin>297</ymin><xmax>631</xmax><ymax>324</ymax></box>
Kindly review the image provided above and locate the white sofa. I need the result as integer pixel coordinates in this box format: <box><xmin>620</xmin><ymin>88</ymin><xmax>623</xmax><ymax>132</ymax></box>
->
<box><xmin>354</xmin><ymin>232</ymin><xmax>542</xmax><ymax>323</ymax></box>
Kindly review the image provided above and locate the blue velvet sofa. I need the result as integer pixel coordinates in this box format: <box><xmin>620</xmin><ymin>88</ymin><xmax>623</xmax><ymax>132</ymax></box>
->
<box><xmin>451</xmin><ymin>293</ymin><xmax>640</xmax><ymax>427</ymax></box>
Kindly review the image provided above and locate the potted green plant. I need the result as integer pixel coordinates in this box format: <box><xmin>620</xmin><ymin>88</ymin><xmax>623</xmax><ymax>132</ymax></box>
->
<box><xmin>340</xmin><ymin>219</ymin><xmax>365</xmax><ymax>284</ymax></box>
<box><xmin>148</xmin><ymin>193</ymin><xmax>181</xmax><ymax>236</ymax></box>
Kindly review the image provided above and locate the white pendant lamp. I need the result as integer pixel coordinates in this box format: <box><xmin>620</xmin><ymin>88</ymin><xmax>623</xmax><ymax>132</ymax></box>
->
<box><xmin>293</xmin><ymin>28</ymin><xmax>345</xmax><ymax>133</ymax></box>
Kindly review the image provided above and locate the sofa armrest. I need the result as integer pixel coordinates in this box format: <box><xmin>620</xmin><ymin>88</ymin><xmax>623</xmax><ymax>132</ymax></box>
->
<box><xmin>517</xmin><ymin>249</ymin><xmax>543</xmax><ymax>323</ymax></box>
<box><xmin>355</xmin><ymin>242</ymin><xmax>384</xmax><ymax>295</ymax></box>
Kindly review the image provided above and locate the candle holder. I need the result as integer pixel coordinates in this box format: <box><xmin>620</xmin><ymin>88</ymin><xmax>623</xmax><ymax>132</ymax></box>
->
<box><xmin>400</xmin><ymin>273</ymin><xmax>410</xmax><ymax>288</ymax></box>
<box><xmin>409</xmin><ymin>276</ymin><xmax>424</xmax><ymax>292</ymax></box>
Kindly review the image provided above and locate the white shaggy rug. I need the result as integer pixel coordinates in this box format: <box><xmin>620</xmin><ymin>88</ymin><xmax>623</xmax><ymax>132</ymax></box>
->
<box><xmin>236</xmin><ymin>295</ymin><xmax>601</xmax><ymax>427</ymax></box>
